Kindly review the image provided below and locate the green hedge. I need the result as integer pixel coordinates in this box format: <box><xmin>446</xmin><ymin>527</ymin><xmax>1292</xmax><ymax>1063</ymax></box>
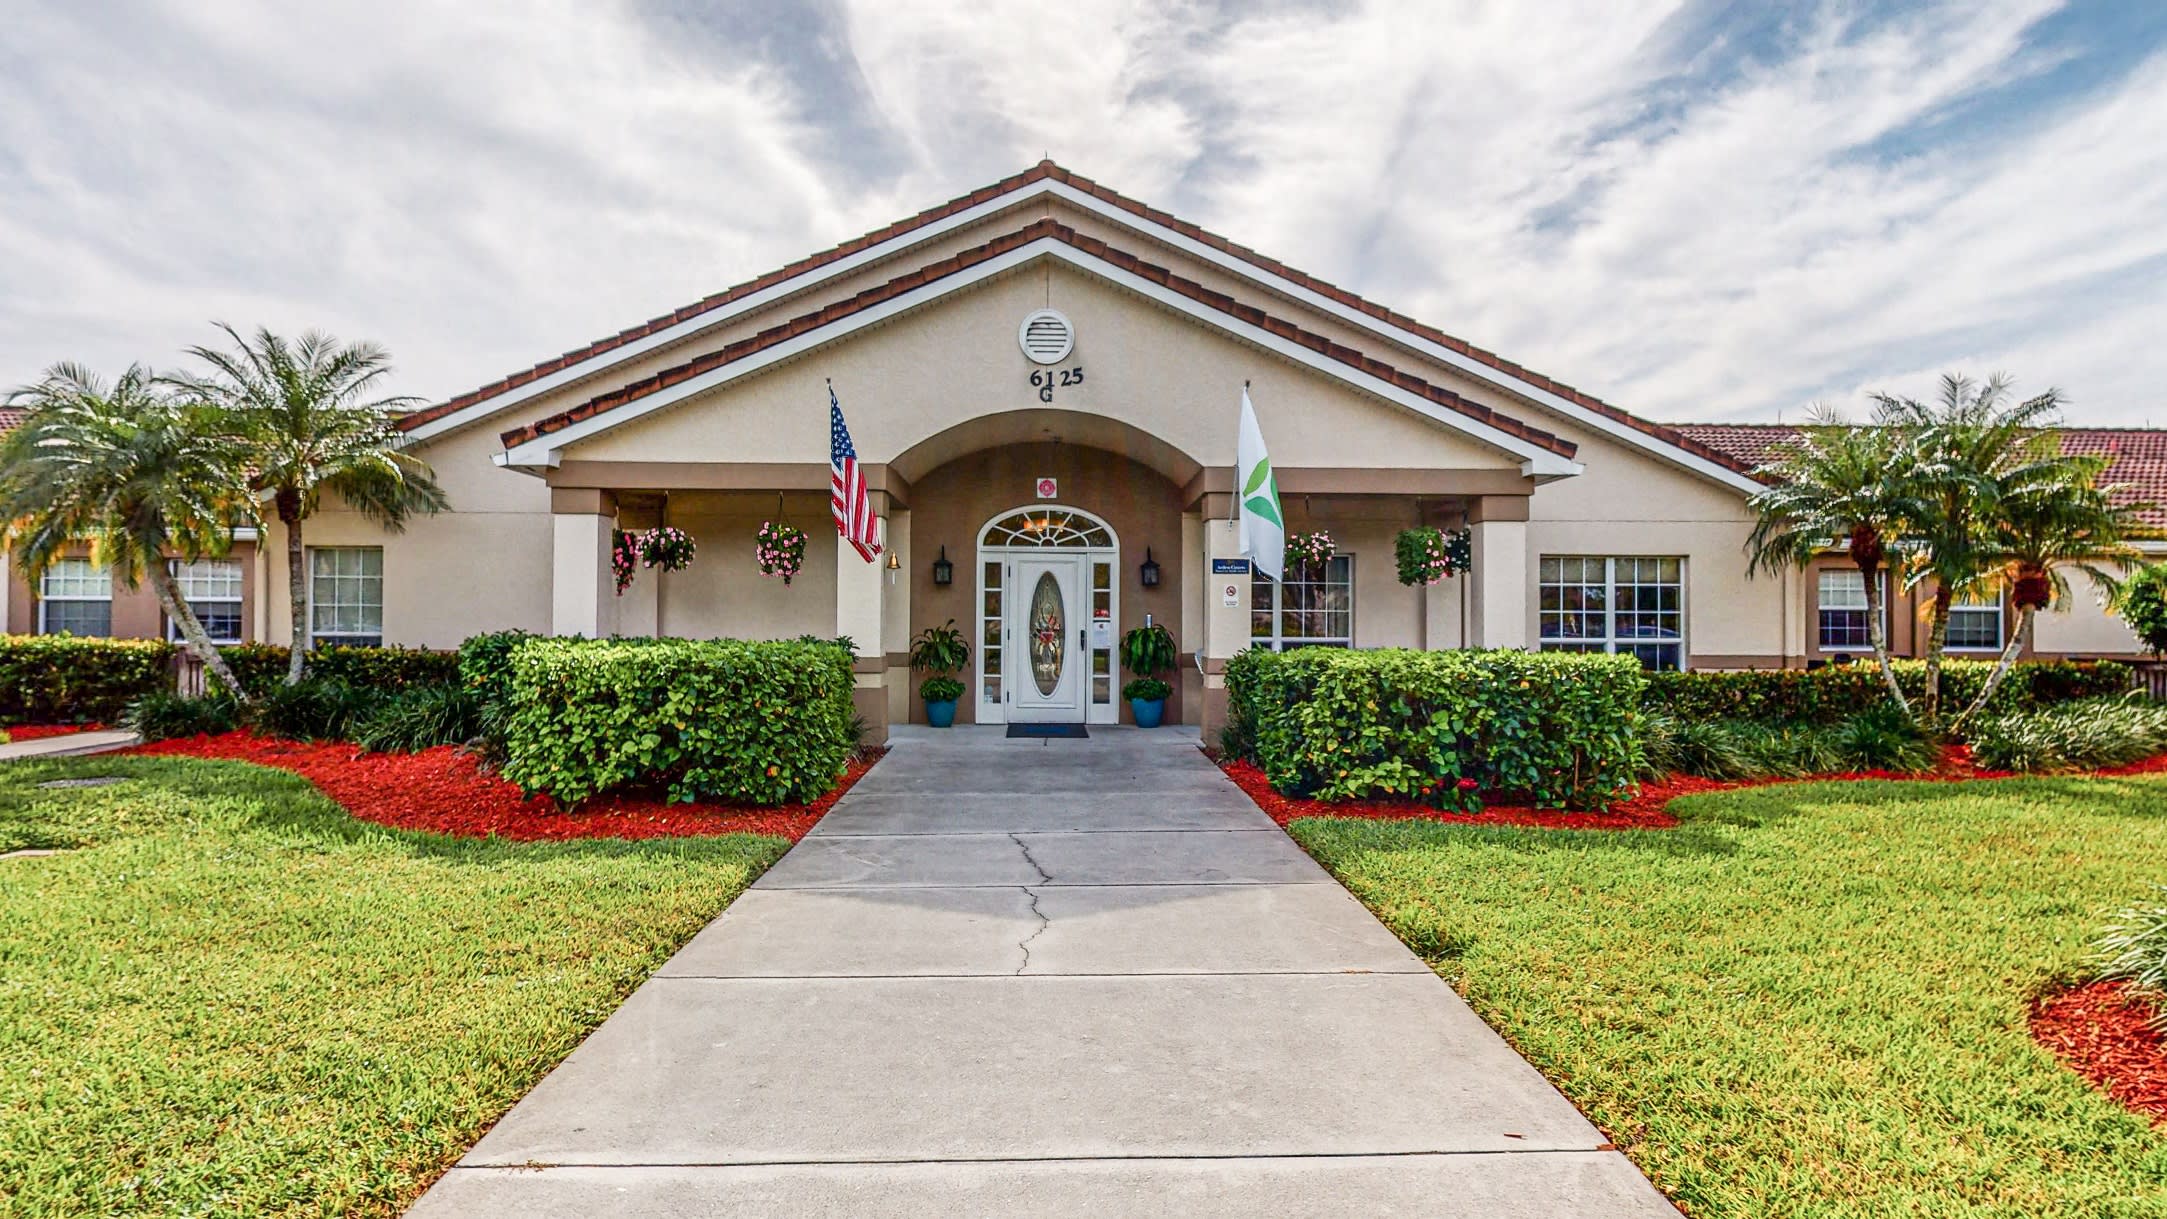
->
<box><xmin>498</xmin><ymin>637</ymin><xmax>855</xmax><ymax>806</ymax></box>
<box><xmin>1641</xmin><ymin>659</ymin><xmax>2131</xmax><ymax>724</ymax></box>
<box><xmin>1227</xmin><ymin>648</ymin><xmax>1646</xmax><ymax>811</ymax></box>
<box><xmin>211</xmin><ymin>643</ymin><xmax>460</xmax><ymax>696</ymax></box>
<box><xmin>0</xmin><ymin>635</ymin><xmax>176</xmax><ymax>724</ymax></box>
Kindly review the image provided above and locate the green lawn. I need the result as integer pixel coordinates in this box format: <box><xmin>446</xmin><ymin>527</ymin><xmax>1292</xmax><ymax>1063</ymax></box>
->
<box><xmin>0</xmin><ymin>755</ymin><xmax>787</xmax><ymax>1217</ymax></box>
<box><xmin>1291</xmin><ymin>776</ymin><xmax>2167</xmax><ymax>1218</ymax></box>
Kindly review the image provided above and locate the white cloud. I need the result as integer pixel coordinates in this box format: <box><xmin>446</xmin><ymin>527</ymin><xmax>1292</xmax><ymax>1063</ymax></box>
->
<box><xmin>2</xmin><ymin>0</ymin><xmax>2162</xmax><ymax>424</ymax></box>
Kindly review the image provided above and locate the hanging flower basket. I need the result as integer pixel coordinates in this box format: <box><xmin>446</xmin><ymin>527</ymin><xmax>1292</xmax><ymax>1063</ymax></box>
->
<box><xmin>638</xmin><ymin>525</ymin><xmax>697</xmax><ymax>573</ymax></box>
<box><xmin>757</xmin><ymin>520</ymin><xmax>808</xmax><ymax>585</ymax></box>
<box><xmin>612</xmin><ymin>529</ymin><xmax>641</xmax><ymax>596</ymax></box>
<box><xmin>1395</xmin><ymin>526</ymin><xmax>1471</xmax><ymax>586</ymax></box>
<box><xmin>1285</xmin><ymin>530</ymin><xmax>1336</xmax><ymax>576</ymax></box>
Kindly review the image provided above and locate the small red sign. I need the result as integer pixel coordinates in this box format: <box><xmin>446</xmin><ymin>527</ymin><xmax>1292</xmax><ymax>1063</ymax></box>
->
<box><xmin>1035</xmin><ymin>477</ymin><xmax>1058</xmax><ymax>499</ymax></box>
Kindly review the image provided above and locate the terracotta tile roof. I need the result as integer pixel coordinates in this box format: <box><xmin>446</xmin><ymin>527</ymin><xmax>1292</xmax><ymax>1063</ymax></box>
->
<box><xmin>413</xmin><ymin>161</ymin><xmax>1754</xmax><ymax>479</ymax></box>
<box><xmin>0</xmin><ymin>407</ymin><xmax>26</xmax><ymax>435</ymax></box>
<box><xmin>1676</xmin><ymin>422</ymin><xmax>2167</xmax><ymax>525</ymax></box>
<box><xmin>499</xmin><ymin>217</ymin><xmax>1580</xmax><ymax>462</ymax></box>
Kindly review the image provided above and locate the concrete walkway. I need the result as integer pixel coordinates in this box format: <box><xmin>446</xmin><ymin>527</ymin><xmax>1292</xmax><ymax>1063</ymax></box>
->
<box><xmin>410</xmin><ymin>727</ymin><xmax>1673</xmax><ymax>1217</ymax></box>
<box><xmin>0</xmin><ymin>729</ymin><xmax>136</xmax><ymax>761</ymax></box>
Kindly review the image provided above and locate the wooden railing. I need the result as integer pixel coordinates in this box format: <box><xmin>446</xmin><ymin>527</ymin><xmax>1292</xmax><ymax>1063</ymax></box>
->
<box><xmin>172</xmin><ymin>651</ymin><xmax>208</xmax><ymax>698</ymax></box>
<box><xmin>2135</xmin><ymin>661</ymin><xmax>2167</xmax><ymax>702</ymax></box>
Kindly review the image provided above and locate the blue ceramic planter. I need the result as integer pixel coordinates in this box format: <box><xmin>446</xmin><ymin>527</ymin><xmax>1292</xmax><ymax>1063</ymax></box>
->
<box><xmin>1129</xmin><ymin>697</ymin><xmax>1166</xmax><ymax>728</ymax></box>
<box><xmin>925</xmin><ymin>699</ymin><xmax>957</xmax><ymax>728</ymax></box>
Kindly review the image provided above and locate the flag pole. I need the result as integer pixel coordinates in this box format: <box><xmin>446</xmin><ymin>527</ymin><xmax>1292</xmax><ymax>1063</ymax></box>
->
<box><xmin>1231</xmin><ymin>380</ymin><xmax>1248</xmax><ymax>525</ymax></box>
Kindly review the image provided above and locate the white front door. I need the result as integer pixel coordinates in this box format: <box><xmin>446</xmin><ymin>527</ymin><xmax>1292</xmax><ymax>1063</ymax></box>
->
<box><xmin>1008</xmin><ymin>555</ymin><xmax>1085</xmax><ymax>722</ymax></box>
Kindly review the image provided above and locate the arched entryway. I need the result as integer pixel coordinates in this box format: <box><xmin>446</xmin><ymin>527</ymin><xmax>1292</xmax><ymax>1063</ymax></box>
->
<box><xmin>976</xmin><ymin>505</ymin><xmax>1119</xmax><ymax>725</ymax></box>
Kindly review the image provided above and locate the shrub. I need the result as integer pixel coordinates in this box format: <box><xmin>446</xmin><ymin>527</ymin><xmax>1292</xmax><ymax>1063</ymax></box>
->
<box><xmin>2120</xmin><ymin>563</ymin><xmax>2167</xmax><ymax>657</ymax></box>
<box><xmin>353</xmin><ymin>683</ymin><xmax>485</xmax><ymax>753</ymax></box>
<box><xmin>214</xmin><ymin>643</ymin><xmax>460</xmax><ymax>697</ymax></box>
<box><xmin>456</xmin><ymin>629</ymin><xmax>544</xmax><ymax>703</ymax></box>
<box><xmin>2096</xmin><ymin>886</ymin><xmax>2167</xmax><ymax>1003</ymax></box>
<box><xmin>499</xmin><ymin>637</ymin><xmax>854</xmax><ymax>806</ymax></box>
<box><xmin>1642</xmin><ymin>659</ymin><xmax>2130</xmax><ymax>725</ymax></box>
<box><xmin>253</xmin><ymin>678</ymin><xmax>385</xmax><ymax>742</ymax></box>
<box><xmin>1639</xmin><ymin>703</ymin><xmax>1934</xmax><ymax>781</ymax></box>
<box><xmin>1228</xmin><ymin>648</ymin><xmax>1645</xmax><ymax>811</ymax></box>
<box><xmin>1120</xmin><ymin>623</ymin><xmax>1177</xmax><ymax>680</ymax></box>
<box><xmin>124</xmin><ymin>691</ymin><xmax>240</xmax><ymax>741</ymax></box>
<box><xmin>1968</xmin><ymin>695</ymin><xmax>2167</xmax><ymax>773</ymax></box>
<box><xmin>1123</xmin><ymin>677</ymin><xmax>1172</xmax><ymax>702</ymax></box>
<box><xmin>1832</xmin><ymin>701</ymin><xmax>1938</xmax><ymax>773</ymax></box>
<box><xmin>0</xmin><ymin>635</ymin><xmax>176</xmax><ymax>723</ymax></box>
<box><xmin>918</xmin><ymin>676</ymin><xmax>965</xmax><ymax>704</ymax></box>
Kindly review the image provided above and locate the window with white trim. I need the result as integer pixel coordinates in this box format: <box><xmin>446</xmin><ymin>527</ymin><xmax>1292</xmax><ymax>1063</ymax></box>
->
<box><xmin>167</xmin><ymin>558</ymin><xmax>244</xmax><ymax>644</ymax></box>
<box><xmin>1539</xmin><ymin>556</ymin><xmax>1684</xmax><ymax>670</ymax></box>
<box><xmin>309</xmin><ymin>547</ymin><xmax>383</xmax><ymax>647</ymax></box>
<box><xmin>1251</xmin><ymin>556</ymin><xmax>1354</xmax><ymax>650</ymax></box>
<box><xmin>38</xmin><ymin>558</ymin><xmax>112</xmax><ymax>636</ymax></box>
<box><xmin>1946</xmin><ymin>588</ymin><xmax>2005</xmax><ymax>651</ymax></box>
<box><xmin>1816</xmin><ymin>569</ymin><xmax>1886</xmax><ymax>651</ymax></box>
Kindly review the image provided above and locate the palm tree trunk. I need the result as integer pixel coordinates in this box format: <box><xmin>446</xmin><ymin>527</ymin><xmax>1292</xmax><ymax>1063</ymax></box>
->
<box><xmin>1921</xmin><ymin>585</ymin><xmax>1954</xmax><ymax>734</ymax></box>
<box><xmin>1954</xmin><ymin>607</ymin><xmax>2032</xmax><ymax>734</ymax></box>
<box><xmin>280</xmin><ymin>493</ymin><xmax>307</xmax><ymax>685</ymax></box>
<box><xmin>1860</xmin><ymin>563</ymin><xmax>1912</xmax><ymax>717</ymax></box>
<box><xmin>145</xmin><ymin>561</ymin><xmax>251</xmax><ymax>705</ymax></box>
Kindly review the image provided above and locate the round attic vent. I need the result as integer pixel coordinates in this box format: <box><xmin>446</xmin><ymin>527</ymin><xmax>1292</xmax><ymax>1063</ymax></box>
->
<box><xmin>1018</xmin><ymin>309</ymin><xmax>1075</xmax><ymax>365</ymax></box>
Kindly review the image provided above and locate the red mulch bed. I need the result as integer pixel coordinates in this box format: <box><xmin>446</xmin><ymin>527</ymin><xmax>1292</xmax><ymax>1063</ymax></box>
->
<box><xmin>2032</xmin><ymin>982</ymin><xmax>2167</xmax><ymax>1125</ymax></box>
<box><xmin>6</xmin><ymin>723</ymin><xmax>105</xmax><ymax>741</ymax></box>
<box><xmin>128</xmin><ymin>731</ymin><xmax>878</xmax><ymax>842</ymax></box>
<box><xmin>1216</xmin><ymin>746</ymin><xmax>2167</xmax><ymax>833</ymax></box>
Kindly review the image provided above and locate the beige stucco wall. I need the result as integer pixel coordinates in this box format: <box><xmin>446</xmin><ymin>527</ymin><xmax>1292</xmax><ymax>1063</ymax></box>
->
<box><xmin>644</xmin><ymin>491</ymin><xmax>842</xmax><ymax>642</ymax></box>
<box><xmin>264</xmin><ymin>426</ymin><xmax>554</xmax><ymax>649</ymax></box>
<box><xmin>2032</xmin><ymin>573</ymin><xmax>2144</xmax><ymax>658</ymax></box>
<box><xmin>559</xmin><ymin>264</ymin><xmax>1522</xmax><ymax>475</ymax></box>
<box><xmin>1520</xmin><ymin>413</ymin><xmax>1781</xmax><ymax>664</ymax></box>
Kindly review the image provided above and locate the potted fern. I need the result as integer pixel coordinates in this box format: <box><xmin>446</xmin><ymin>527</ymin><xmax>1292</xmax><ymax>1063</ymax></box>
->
<box><xmin>910</xmin><ymin>619</ymin><xmax>971</xmax><ymax>728</ymax></box>
<box><xmin>1120</xmin><ymin>622</ymin><xmax>1177</xmax><ymax>728</ymax></box>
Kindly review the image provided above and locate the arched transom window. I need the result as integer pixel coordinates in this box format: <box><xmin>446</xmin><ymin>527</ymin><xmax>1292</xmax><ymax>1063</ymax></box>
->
<box><xmin>980</xmin><ymin>508</ymin><xmax>1114</xmax><ymax>549</ymax></box>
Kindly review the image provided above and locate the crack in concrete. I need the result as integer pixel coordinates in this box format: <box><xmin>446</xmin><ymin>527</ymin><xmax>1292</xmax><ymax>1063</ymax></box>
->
<box><xmin>1015</xmin><ymin>886</ymin><xmax>1050</xmax><ymax>975</ymax></box>
<box><xmin>1009</xmin><ymin>833</ymin><xmax>1054</xmax><ymax>884</ymax></box>
<box><xmin>1008</xmin><ymin>834</ymin><xmax>1055</xmax><ymax>976</ymax></box>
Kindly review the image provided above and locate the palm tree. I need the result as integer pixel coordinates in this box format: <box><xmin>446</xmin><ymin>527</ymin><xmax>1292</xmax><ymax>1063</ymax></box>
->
<box><xmin>1745</xmin><ymin>404</ymin><xmax>1918</xmax><ymax>716</ymax></box>
<box><xmin>0</xmin><ymin>363</ymin><xmax>255</xmax><ymax>699</ymax></box>
<box><xmin>1876</xmin><ymin>374</ymin><xmax>2065</xmax><ymax>730</ymax></box>
<box><xmin>1949</xmin><ymin>451</ymin><xmax>2150</xmax><ymax>731</ymax></box>
<box><xmin>168</xmin><ymin>326</ymin><xmax>446</xmax><ymax>684</ymax></box>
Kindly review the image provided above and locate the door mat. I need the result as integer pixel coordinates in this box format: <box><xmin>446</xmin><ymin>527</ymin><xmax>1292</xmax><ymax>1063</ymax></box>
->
<box><xmin>1007</xmin><ymin>723</ymin><xmax>1089</xmax><ymax>739</ymax></box>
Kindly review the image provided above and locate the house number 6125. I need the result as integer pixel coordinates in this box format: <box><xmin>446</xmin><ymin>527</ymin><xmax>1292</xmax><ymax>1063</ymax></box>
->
<box><xmin>1028</xmin><ymin>366</ymin><xmax>1085</xmax><ymax>402</ymax></box>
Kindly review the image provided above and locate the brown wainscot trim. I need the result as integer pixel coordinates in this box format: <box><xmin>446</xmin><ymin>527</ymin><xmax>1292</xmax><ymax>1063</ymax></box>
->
<box><xmin>1687</xmin><ymin>654</ymin><xmax>1789</xmax><ymax>671</ymax></box>
<box><xmin>1181</xmin><ymin>466</ymin><xmax>1533</xmax><ymax>509</ymax></box>
<box><xmin>548</xmin><ymin>461</ymin><xmax>911</xmax><ymax>507</ymax></box>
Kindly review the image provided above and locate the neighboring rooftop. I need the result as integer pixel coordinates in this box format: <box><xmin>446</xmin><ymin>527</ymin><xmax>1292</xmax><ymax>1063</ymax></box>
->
<box><xmin>1676</xmin><ymin>422</ymin><xmax>2167</xmax><ymax>525</ymax></box>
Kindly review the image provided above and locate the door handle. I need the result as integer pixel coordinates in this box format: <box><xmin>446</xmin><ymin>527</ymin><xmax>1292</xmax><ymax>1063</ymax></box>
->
<box><xmin>1078</xmin><ymin>627</ymin><xmax>1086</xmax><ymax>651</ymax></box>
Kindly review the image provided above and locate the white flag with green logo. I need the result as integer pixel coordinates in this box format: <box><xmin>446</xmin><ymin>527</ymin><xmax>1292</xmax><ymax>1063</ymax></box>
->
<box><xmin>1236</xmin><ymin>387</ymin><xmax>1283</xmax><ymax>583</ymax></box>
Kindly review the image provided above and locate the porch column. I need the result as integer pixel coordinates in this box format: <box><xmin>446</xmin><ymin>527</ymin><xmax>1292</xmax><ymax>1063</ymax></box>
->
<box><xmin>1467</xmin><ymin>495</ymin><xmax>1529</xmax><ymax>650</ymax></box>
<box><xmin>550</xmin><ymin>489</ymin><xmax>616</xmax><ymax>638</ymax></box>
<box><xmin>1196</xmin><ymin>517</ymin><xmax>1249</xmax><ymax>742</ymax></box>
<box><xmin>835</xmin><ymin>511</ymin><xmax>890</xmax><ymax>745</ymax></box>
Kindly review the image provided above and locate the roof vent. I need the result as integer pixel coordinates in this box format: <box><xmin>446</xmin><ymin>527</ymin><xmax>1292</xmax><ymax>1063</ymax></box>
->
<box><xmin>1018</xmin><ymin>309</ymin><xmax>1075</xmax><ymax>365</ymax></box>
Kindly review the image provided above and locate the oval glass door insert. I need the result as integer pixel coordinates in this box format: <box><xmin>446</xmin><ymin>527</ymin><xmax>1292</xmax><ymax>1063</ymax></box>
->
<box><xmin>1028</xmin><ymin>571</ymin><xmax>1065</xmax><ymax>696</ymax></box>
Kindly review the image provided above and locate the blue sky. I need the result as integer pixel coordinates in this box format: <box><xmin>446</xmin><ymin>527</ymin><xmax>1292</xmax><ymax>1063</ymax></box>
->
<box><xmin>2</xmin><ymin>0</ymin><xmax>2163</xmax><ymax>424</ymax></box>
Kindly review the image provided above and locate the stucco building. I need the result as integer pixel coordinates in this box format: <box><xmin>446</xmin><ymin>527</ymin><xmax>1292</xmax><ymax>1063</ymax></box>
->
<box><xmin>8</xmin><ymin>164</ymin><xmax>2158</xmax><ymax>737</ymax></box>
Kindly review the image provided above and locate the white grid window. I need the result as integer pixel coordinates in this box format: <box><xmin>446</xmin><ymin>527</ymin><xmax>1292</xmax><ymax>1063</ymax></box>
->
<box><xmin>168</xmin><ymin>559</ymin><xmax>244</xmax><ymax>644</ymax></box>
<box><xmin>1817</xmin><ymin>569</ymin><xmax>1886</xmax><ymax>651</ymax></box>
<box><xmin>38</xmin><ymin>558</ymin><xmax>112</xmax><ymax>637</ymax></box>
<box><xmin>1539</xmin><ymin>556</ymin><xmax>1684</xmax><ymax>671</ymax></box>
<box><xmin>309</xmin><ymin>547</ymin><xmax>383</xmax><ymax>647</ymax></box>
<box><xmin>1947</xmin><ymin>588</ymin><xmax>2005</xmax><ymax>651</ymax></box>
<box><xmin>1252</xmin><ymin>556</ymin><xmax>1354</xmax><ymax>650</ymax></box>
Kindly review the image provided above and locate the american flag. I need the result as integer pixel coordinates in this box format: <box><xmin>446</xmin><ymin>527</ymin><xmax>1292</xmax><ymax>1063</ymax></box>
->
<box><xmin>829</xmin><ymin>383</ymin><xmax>880</xmax><ymax>562</ymax></box>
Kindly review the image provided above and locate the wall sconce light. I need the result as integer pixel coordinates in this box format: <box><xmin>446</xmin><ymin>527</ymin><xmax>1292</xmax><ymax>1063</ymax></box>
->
<box><xmin>932</xmin><ymin>545</ymin><xmax>954</xmax><ymax>587</ymax></box>
<box><xmin>1139</xmin><ymin>547</ymin><xmax>1161</xmax><ymax>588</ymax></box>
